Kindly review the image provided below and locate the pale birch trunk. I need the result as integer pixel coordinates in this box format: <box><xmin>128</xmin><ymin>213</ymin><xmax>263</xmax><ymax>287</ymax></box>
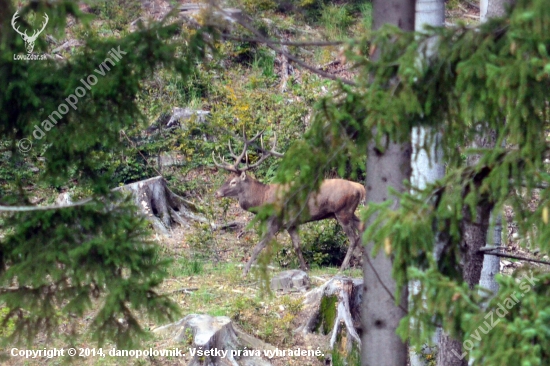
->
<box><xmin>410</xmin><ymin>1</ymin><xmax>445</xmax><ymax>365</ymax></box>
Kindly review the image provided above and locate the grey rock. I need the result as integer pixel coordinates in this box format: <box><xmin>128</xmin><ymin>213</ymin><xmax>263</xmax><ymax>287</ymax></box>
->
<box><xmin>270</xmin><ymin>270</ymin><xmax>310</xmax><ymax>292</ymax></box>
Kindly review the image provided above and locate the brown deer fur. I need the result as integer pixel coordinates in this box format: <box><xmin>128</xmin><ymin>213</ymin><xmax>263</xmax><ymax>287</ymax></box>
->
<box><xmin>216</xmin><ymin>171</ymin><xmax>365</xmax><ymax>275</ymax></box>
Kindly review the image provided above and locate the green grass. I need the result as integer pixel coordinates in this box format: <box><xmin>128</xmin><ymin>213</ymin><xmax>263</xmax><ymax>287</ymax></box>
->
<box><xmin>170</xmin><ymin>257</ymin><xmax>205</xmax><ymax>276</ymax></box>
<box><xmin>319</xmin><ymin>4</ymin><xmax>354</xmax><ymax>40</ymax></box>
<box><xmin>309</xmin><ymin>265</ymin><xmax>362</xmax><ymax>278</ymax></box>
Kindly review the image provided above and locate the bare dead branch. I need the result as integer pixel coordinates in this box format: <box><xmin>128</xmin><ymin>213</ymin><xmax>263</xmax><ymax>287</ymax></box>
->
<box><xmin>0</xmin><ymin>198</ymin><xmax>94</xmax><ymax>212</ymax></box>
<box><xmin>214</xmin><ymin>6</ymin><xmax>356</xmax><ymax>86</ymax></box>
<box><xmin>221</xmin><ymin>34</ymin><xmax>345</xmax><ymax>47</ymax></box>
<box><xmin>479</xmin><ymin>248</ymin><xmax>550</xmax><ymax>266</ymax></box>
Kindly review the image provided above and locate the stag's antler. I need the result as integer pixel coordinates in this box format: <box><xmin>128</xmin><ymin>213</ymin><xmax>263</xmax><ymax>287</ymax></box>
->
<box><xmin>212</xmin><ymin>128</ymin><xmax>283</xmax><ymax>172</ymax></box>
<box><xmin>243</xmin><ymin>132</ymin><xmax>283</xmax><ymax>170</ymax></box>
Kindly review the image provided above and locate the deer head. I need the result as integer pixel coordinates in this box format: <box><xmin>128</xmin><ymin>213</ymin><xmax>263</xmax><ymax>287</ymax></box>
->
<box><xmin>11</xmin><ymin>11</ymin><xmax>49</xmax><ymax>54</ymax></box>
<box><xmin>213</xmin><ymin>130</ymin><xmax>282</xmax><ymax>199</ymax></box>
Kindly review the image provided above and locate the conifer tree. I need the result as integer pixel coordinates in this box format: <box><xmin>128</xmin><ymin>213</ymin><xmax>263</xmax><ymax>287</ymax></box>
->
<box><xmin>0</xmin><ymin>0</ymin><xmax>211</xmax><ymax>347</ymax></box>
<box><xmin>274</xmin><ymin>0</ymin><xmax>550</xmax><ymax>363</ymax></box>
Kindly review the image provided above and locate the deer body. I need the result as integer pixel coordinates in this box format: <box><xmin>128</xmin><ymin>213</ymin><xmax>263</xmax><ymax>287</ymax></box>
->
<box><xmin>216</xmin><ymin>171</ymin><xmax>365</xmax><ymax>275</ymax></box>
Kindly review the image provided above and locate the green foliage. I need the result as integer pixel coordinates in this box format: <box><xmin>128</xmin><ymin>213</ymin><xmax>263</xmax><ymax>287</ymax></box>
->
<box><xmin>0</xmin><ymin>1</ymin><xmax>215</xmax><ymax>348</ymax></box>
<box><xmin>186</xmin><ymin>223</ymin><xmax>220</xmax><ymax>262</ymax></box>
<box><xmin>172</xmin><ymin>257</ymin><xmax>205</xmax><ymax>276</ymax></box>
<box><xmin>319</xmin><ymin>5</ymin><xmax>354</xmax><ymax>40</ymax></box>
<box><xmin>1</xmin><ymin>200</ymin><xmax>177</xmax><ymax>348</ymax></box>
<box><xmin>129</xmin><ymin>43</ymin><xmax>312</xmax><ymax>183</ymax></box>
<box><xmin>280</xmin><ymin>294</ymin><xmax>303</xmax><ymax>315</ymax></box>
<box><xmin>354</xmin><ymin>2</ymin><xmax>373</xmax><ymax>37</ymax></box>
<box><xmin>418</xmin><ymin>346</ymin><xmax>437</xmax><ymax>366</ymax></box>
<box><xmin>0</xmin><ymin>151</ymin><xmax>40</xmax><ymax>199</ymax></box>
<box><xmin>251</xmin><ymin>50</ymin><xmax>277</xmax><ymax>81</ymax></box>
<box><xmin>446</xmin><ymin>0</ymin><xmax>460</xmax><ymax>10</ymax></box>
<box><xmin>241</xmin><ymin>0</ymin><xmax>278</xmax><ymax>13</ymax></box>
<box><xmin>301</xmin><ymin>221</ymin><xmax>348</xmax><ymax>268</ymax></box>
<box><xmin>0</xmin><ymin>307</ymin><xmax>16</xmax><ymax>339</ymax></box>
<box><xmin>298</xmin><ymin>0</ymin><xmax>368</xmax><ymax>26</ymax></box>
<box><xmin>265</xmin><ymin>0</ymin><xmax>550</xmax><ymax>363</ymax></box>
<box><xmin>466</xmin><ymin>271</ymin><xmax>550</xmax><ymax>364</ymax></box>
<box><xmin>89</xmin><ymin>0</ymin><xmax>142</xmax><ymax>31</ymax></box>
<box><xmin>106</xmin><ymin>147</ymin><xmax>157</xmax><ymax>185</ymax></box>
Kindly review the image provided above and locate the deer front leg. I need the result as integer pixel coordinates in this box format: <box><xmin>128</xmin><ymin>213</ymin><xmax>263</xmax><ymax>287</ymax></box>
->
<box><xmin>287</xmin><ymin>226</ymin><xmax>308</xmax><ymax>271</ymax></box>
<box><xmin>242</xmin><ymin>219</ymin><xmax>280</xmax><ymax>276</ymax></box>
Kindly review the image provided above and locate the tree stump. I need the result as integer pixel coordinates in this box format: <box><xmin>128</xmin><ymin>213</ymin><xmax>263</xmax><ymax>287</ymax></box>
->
<box><xmin>114</xmin><ymin>176</ymin><xmax>209</xmax><ymax>235</ymax></box>
<box><xmin>296</xmin><ymin>276</ymin><xmax>362</xmax><ymax>364</ymax></box>
<box><xmin>154</xmin><ymin>314</ymin><xmax>274</xmax><ymax>366</ymax></box>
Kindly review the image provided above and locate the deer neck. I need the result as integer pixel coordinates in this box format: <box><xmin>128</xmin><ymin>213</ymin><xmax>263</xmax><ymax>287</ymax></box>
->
<box><xmin>238</xmin><ymin>179</ymin><xmax>270</xmax><ymax>211</ymax></box>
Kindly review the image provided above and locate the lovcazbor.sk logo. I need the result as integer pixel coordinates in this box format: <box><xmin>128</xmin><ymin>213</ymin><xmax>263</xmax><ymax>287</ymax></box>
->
<box><xmin>16</xmin><ymin>47</ymin><xmax>127</xmax><ymax>153</ymax></box>
<box><xmin>11</xmin><ymin>10</ymin><xmax>48</xmax><ymax>60</ymax></box>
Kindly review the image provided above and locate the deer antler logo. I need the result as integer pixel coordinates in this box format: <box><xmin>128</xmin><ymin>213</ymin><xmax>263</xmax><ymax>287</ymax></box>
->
<box><xmin>11</xmin><ymin>11</ymin><xmax>49</xmax><ymax>54</ymax></box>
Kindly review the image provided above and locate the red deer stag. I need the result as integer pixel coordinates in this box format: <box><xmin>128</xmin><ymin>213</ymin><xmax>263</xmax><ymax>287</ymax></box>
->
<box><xmin>213</xmin><ymin>131</ymin><xmax>365</xmax><ymax>276</ymax></box>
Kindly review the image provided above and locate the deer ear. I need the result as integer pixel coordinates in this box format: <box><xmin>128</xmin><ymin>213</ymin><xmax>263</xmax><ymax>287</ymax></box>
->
<box><xmin>240</xmin><ymin>172</ymin><xmax>246</xmax><ymax>180</ymax></box>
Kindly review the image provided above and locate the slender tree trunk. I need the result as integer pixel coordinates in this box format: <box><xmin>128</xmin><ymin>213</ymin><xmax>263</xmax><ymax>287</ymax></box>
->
<box><xmin>410</xmin><ymin>1</ymin><xmax>445</xmax><ymax>365</ymax></box>
<box><xmin>479</xmin><ymin>213</ymin><xmax>501</xmax><ymax>294</ymax></box>
<box><xmin>361</xmin><ymin>6</ymin><xmax>414</xmax><ymax>365</ymax></box>
<box><xmin>477</xmin><ymin>0</ymin><xmax>515</xmax><ymax>298</ymax></box>
<box><xmin>461</xmin><ymin>196</ymin><xmax>494</xmax><ymax>289</ymax></box>
<box><xmin>362</xmin><ymin>142</ymin><xmax>412</xmax><ymax>366</ymax></box>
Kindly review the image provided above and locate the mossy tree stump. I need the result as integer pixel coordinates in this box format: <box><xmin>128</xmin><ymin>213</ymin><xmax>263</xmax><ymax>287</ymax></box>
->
<box><xmin>296</xmin><ymin>276</ymin><xmax>362</xmax><ymax>364</ymax></box>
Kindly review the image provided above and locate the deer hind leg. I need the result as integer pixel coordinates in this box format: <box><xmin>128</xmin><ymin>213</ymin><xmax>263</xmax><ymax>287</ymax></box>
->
<box><xmin>287</xmin><ymin>226</ymin><xmax>309</xmax><ymax>271</ymax></box>
<box><xmin>337</xmin><ymin>213</ymin><xmax>362</xmax><ymax>271</ymax></box>
<box><xmin>243</xmin><ymin>218</ymin><xmax>280</xmax><ymax>276</ymax></box>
